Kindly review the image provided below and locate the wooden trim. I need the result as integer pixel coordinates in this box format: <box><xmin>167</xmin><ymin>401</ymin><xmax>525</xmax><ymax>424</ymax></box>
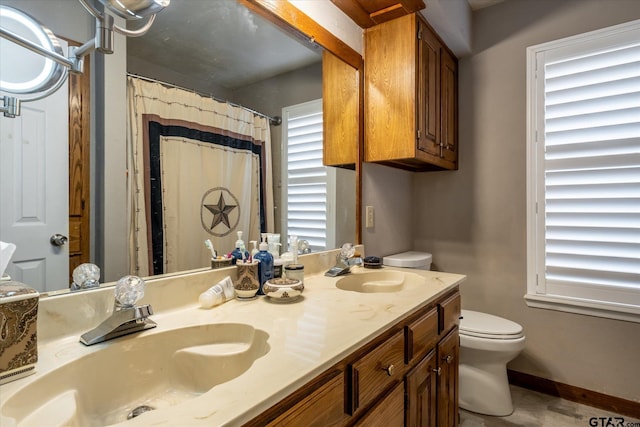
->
<box><xmin>330</xmin><ymin>0</ymin><xmax>375</xmax><ymax>28</ymax></box>
<box><xmin>508</xmin><ymin>369</ymin><xmax>640</xmax><ymax>419</ymax></box>
<box><xmin>330</xmin><ymin>0</ymin><xmax>425</xmax><ymax>28</ymax></box>
<box><xmin>239</xmin><ymin>0</ymin><xmax>363</xmax><ymax>70</ymax></box>
<box><xmin>66</xmin><ymin>38</ymin><xmax>91</xmax><ymax>283</ymax></box>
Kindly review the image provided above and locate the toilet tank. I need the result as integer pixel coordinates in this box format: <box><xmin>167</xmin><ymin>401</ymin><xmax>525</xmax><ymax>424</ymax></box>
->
<box><xmin>383</xmin><ymin>251</ymin><xmax>432</xmax><ymax>270</ymax></box>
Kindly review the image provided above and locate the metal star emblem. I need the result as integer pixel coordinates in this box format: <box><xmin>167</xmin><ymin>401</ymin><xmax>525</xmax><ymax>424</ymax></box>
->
<box><xmin>204</xmin><ymin>193</ymin><xmax>237</xmax><ymax>230</ymax></box>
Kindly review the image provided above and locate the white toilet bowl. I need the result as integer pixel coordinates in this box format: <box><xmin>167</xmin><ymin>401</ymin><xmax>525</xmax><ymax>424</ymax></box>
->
<box><xmin>459</xmin><ymin>309</ymin><xmax>525</xmax><ymax>416</ymax></box>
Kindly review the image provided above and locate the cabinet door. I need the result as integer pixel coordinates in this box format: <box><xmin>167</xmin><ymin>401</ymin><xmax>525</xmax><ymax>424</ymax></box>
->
<box><xmin>405</xmin><ymin>350</ymin><xmax>437</xmax><ymax>427</ymax></box>
<box><xmin>417</xmin><ymin>19</ymin><xmax>441</xmax><ymax>158</ymax></box>
<box><xmin>440</xmin><ymin>48</ymin><xmax>457</xmax><ymax>167</ymax></box>
<box><xmin>323</xmin><ymin>50</ymin><xmax>359</xmax><ymax>167</ymax></box>
<box><xmin>266</xmin><ymin>373</ymin><xmax>345</xmax><ymax>427</ymax></box>
<box><xmin>437</xmin><ymin>328</ymin><xmax>459</xmax><ymax>427</ymax></box>
<box><xmin>354</xmin><ymin>382</ymin><xmax>405</xmax><ymax>427</ymax></box>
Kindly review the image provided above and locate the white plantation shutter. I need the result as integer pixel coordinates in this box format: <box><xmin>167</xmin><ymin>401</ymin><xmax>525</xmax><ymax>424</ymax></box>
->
<box><xmin>527</xmin><ymin>20</ymin><xmax>640</xmax><ymax>319</ymax></box>
<box><xmin>282</xmin><ymin>99</ymin><xmax>334</xmax><ymax>251</ymax></box>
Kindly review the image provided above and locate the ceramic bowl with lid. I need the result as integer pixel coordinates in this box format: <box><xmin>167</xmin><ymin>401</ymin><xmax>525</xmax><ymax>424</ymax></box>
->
<box><xmin>263</xmin><ymin>278</ymin><xmax>304</xmax><ymax>302</ymax></box>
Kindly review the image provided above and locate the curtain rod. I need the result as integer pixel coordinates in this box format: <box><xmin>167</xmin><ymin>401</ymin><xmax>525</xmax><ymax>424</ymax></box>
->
<box><xmin>126</xmin><ymin>72</ymin><xmax>282</xmax><ymax>126</ymax></box>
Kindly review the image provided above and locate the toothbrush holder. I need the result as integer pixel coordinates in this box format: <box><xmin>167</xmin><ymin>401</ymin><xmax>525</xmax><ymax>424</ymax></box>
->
<box><xmin>234</xmin><ymin>260</ymin><xmax>260</xmax><ymax>299</ymax></box>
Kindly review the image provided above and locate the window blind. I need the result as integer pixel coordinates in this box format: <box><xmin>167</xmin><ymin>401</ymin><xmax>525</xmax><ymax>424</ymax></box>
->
<box><xmin>541</xmin><ymin>37</ymin><xmax>640</xmax><ymax>305</ymax></box>
<box><xmin>284</xmin><ymin>102</ymin><xmax>328</xmax><ymax>251</ymax></box>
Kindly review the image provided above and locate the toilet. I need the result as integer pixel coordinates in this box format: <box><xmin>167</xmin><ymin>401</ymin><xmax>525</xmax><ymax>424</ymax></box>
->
<box><xmin>459</xmin><ymin>309</ymin><xmax>525</xmax><ymax>416</ymax></box>
<box><xmin>382</xmin><ymin>251</ymin><xmax>432</xmax><ymax>270</ymax></box>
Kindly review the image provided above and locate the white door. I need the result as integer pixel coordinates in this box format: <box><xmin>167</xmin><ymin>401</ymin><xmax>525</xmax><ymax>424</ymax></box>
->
<box><xmin>0</xmin><ymin>61</ymin><xmax>69</xmax><ymax>292</ymax></box>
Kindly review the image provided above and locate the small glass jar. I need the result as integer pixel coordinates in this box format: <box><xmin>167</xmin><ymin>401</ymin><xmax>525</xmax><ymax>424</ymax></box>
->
<box><xmin>284</xmin><ymin>263</ymin><xmax>304</xmax><ymax>284</ymax></box>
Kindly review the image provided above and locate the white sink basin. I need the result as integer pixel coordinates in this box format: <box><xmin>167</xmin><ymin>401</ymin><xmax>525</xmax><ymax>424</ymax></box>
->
<box><xmin>336</xmin><ymin>270</ymin><xmax>425</xmax><ymax>293</ymax></box>
<box><xmin>1</xmin><ymin>323</ymin><xmax>269</xmax><ymax>426</ymax></box>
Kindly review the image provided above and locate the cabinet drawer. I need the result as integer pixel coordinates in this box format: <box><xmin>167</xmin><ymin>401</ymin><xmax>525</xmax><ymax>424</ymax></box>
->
<box><xmin>439</xmin><ymin>292</ymin><xmax>461</xmax><ymax>334</ymax></box>
<box><xmin>405</xmin><ymin>307</ymin><xmax>438</xmax><ymax>364</ymax></box>
<box><xmin>349</xmin><ymin>331</ymin><xmax>404</xmax><ymax>414</ymax></box>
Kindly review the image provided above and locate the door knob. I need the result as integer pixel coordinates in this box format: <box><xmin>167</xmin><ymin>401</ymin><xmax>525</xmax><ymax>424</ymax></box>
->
<box><xmin>50</xmin><ymin>234</ymin><xmax>68</xmax><ymax>247</ymax></box>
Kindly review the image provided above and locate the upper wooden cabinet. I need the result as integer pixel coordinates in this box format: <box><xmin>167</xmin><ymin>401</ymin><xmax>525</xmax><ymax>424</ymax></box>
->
<box><xmin>364</xmin><ymin>13</ymin><xmax>458</xmax><ymax>171</ymax></box>
<box><xmin>323</xmin><ymin>50</ymin><xmax>360</xmax><ymax>168</ymax></box>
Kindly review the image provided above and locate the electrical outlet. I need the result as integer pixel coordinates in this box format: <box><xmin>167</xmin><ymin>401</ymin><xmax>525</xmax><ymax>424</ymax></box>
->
<box><xmin>366</xmin><ymin>205</ymin><xmax>374</xmax><ymax>228</ymax></box>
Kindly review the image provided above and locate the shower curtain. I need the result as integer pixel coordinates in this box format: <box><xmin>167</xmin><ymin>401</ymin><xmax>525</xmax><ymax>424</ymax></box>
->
<box><xmin>127</xmin><ymin>76</ymin><xmax>274</xmax><ymax>276</ymax></box>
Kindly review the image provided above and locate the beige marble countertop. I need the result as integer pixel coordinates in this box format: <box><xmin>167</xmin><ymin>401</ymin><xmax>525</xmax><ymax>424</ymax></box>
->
<box><xmin>0</xmin><ymin>263</ymin><xmax>464</xmax><ymax>427</ymax></box>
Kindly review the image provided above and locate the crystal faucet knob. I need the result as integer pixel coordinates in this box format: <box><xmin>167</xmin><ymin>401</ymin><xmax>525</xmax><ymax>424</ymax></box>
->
<box><xmin>72</xmin><ymin>263</ymin><xmax>100</xmax><ymax>290</ymax></box>
<box><xmin>115</xmin><ymin>275</ymin><xmax>145</xmax><ymax>307</ymax></box>
<box><xmin>339</xmin><ymin>243</ymin><xmax>355</xmax><ymax>260</ymax></box>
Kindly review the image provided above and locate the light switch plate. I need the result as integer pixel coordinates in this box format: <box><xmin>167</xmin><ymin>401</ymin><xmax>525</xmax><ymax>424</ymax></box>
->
<box><xmin>365</xmin><ymin>206</ymin><xmax>374</xmax><ymax>228</ymax></box>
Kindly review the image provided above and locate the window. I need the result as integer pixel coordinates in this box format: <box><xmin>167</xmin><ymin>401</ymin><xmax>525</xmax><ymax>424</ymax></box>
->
<box><xmin>526</xmin><ymin>20</ymin><xmax>640</xmax><ymax>322</ymax></box>
<box><xmin>281</xmin><ymin>99</ymin><xmax>336</xmax><ymax>252</ymax></box>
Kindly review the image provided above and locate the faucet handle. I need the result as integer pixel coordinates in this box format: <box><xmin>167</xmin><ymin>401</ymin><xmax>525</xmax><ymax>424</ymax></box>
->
<box><xmin>134</xmin><ymin>304</ymin><xmax>153</xmax><ymax>320</ymax></box>
<box><xmin>115</xmin><ymin>275</ymin><xmax>145</xmax><ymax>307</ymax></box>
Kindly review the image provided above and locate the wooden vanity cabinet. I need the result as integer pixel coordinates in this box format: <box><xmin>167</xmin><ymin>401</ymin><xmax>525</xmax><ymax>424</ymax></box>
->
<box><xmin>364</xmin><ymin>13</ymin><xmax>458</xmax><ymax>171</ymax></box>
<box><xmin>244</xmin><ymin>289</ymin><xmax>460</xmax><ymax>427</ymax></box>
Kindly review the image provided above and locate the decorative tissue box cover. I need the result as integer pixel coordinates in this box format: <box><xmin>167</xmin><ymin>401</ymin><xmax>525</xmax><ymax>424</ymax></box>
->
<box><xmin>0</xmin><ymin>282</ymin><xmax>39</xmax><ymax>375</ymax></box>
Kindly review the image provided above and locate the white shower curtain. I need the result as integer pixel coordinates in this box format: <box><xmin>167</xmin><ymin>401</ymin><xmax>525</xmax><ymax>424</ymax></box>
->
<box><xmin>127</xmin><ymin>76</ymin><xmax>274</xmax><ymax>276</ymax></box>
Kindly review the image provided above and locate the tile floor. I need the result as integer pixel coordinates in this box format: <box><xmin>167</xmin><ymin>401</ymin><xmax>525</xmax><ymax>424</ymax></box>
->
<box><xmin>459</xmin><ymin>385</ymin><xmax>640</xmax><ymax>427</ymax></box>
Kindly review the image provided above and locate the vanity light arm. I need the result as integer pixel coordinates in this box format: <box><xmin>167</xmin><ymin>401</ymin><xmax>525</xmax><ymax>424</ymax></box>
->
<box><xmin>0</xmin><ymin>26</ymin><xmax>74</xmax><ymax>69</ymax></box>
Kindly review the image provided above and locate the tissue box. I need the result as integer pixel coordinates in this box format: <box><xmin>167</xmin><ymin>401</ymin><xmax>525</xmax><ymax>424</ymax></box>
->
<box><xmin>0</xmin><ymin>282</ymin><xmax>39</xmax><ymax>384</ymax></box>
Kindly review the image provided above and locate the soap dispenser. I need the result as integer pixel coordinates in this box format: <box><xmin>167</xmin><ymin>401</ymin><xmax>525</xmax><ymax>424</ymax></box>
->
<box><xmin>231</xmin><ymin>231</ymin><xmax>250</xmax><ymax>265</ymax></box>
<box><xmin>253</xmin><ymin>233</ymin><xmax>274</xmax><ymax>294</ymax></box>
<box><xmin>284</xmin><ymin>234</ymin><xmax>304</xmax><ymax>283</ymax></box>
<box><xmin>250</xmin><ymin>240</ymin><xmax>259</xmax><ymax>258</ymax></box>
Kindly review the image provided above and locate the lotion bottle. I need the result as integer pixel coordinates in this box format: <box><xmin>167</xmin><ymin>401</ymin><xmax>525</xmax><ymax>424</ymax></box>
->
<box><xmin>253</xmin><ymin>233</ymin><xmax>274</xmax><ymax>294</ymax></box>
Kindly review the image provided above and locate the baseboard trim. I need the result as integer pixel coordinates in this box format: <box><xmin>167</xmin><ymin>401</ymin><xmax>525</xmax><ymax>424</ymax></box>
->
<box><xmin>507</xmin><ymin>369</ymin><xmax>640</xmax><ymax>419</ymax></box>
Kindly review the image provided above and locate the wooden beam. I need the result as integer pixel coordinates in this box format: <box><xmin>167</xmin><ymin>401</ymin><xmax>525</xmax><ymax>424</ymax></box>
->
<box><xmin>239</xmin><ymin>0</ymin><xmax>363</xmax><ymax>70</ymax></box>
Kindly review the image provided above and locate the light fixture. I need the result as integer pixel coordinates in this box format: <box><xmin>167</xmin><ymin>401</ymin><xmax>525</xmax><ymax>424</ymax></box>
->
<box><xmin>0</xmin><ymin>0</ymin><xmax>170</xmax><ymax>118</ymax></box>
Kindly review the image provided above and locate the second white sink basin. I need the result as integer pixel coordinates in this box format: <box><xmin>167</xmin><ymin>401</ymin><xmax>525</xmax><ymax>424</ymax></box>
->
<box><xmin>336</xmin><ymin>270</ymin><xmax>425</xmax><ymax>293</ymax></box>
<box><xmin>1</xmin><ymin>323</ymin><xmax>269</xmax><ymax>427</ymax></box>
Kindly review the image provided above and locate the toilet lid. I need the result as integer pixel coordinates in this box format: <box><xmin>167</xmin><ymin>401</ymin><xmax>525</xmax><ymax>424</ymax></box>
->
<box><xmin>460</xmin><ymin>310</ymin><xmax>523</xmax><ymax>339</ymax></box>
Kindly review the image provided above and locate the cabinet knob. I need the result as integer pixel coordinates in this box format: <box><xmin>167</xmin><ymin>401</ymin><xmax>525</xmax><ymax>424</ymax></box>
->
<box><xmin>381</xmin><ymin>364</ymin><xmax>395</xmax><ymax>376</ymax></box>
<box><xmin>433</xmin><ymin>367</ymin><xmax>441</xmax><ymax>376</ymax></box>
<box><xmin>443</xmin><ymin>354</ymin><xmax>453</xmax><ymax>364</ymax></box>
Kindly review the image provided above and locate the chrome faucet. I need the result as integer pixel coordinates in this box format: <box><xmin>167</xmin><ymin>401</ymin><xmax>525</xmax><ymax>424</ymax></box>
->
<box><xmin>80</xmin><ymin>275</ymin><xmax>156</xmax><ymax>346</ymax></box>
<box><xmin>325</xmin><ymin>243</ymin><xmax>361</xmax><ymax>277</ymax></box>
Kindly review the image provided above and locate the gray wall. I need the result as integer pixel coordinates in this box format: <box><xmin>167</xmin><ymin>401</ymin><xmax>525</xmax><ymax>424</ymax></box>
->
<box><xmin>403</xmin><ymin>0</ymin><xmax>640</xmax><ymax>402</ymax></box>
<box><xmin>234</xmin><ymin>61</ymin><xmax>357</xmax><ymax>246</ymax></box>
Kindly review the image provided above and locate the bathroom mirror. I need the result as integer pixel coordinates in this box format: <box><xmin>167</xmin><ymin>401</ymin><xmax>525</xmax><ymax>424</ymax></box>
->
<box><xmin>1</xmin><ymin>0</ymin><xmax>361</xmax><ymax>295</ymax></box>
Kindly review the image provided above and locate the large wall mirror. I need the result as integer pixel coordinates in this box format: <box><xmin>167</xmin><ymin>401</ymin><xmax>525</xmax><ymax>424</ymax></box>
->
<box><xmin>0</xmin><ymin>0</ymin><xmax>361</xmax><ymax>296</ymax></box>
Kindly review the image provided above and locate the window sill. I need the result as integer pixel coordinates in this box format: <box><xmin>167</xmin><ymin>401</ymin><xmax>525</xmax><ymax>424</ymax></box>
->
<box><xmin>524</xmin><ymin>293</ymin><xmax>640</xmax><ymax>324</ymax></box>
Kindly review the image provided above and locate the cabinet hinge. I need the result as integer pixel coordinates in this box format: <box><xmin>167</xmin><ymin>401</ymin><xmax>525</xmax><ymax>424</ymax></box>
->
<box><xmin>417</xmin><ymin>129</ymin><xmax>421</xmax><ymax>139</ymax></box>
<box><xmin>417</xmin><ymin>29</ymin><xmax>422</xmax><ymax>40</ymax></box>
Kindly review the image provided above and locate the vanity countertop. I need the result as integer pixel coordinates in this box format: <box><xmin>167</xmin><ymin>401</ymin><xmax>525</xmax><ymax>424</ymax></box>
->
<box><xmin>0</xmin><ymin>266</ymin><xmax>465</xmax><ymax>426</ymax></box>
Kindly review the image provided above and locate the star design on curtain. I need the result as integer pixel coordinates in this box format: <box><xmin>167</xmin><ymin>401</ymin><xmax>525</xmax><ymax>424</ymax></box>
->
<box><xmin>204</xmin><ymin>193</ymin><xmax>237</xmax><ymax>230</ymax></box>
